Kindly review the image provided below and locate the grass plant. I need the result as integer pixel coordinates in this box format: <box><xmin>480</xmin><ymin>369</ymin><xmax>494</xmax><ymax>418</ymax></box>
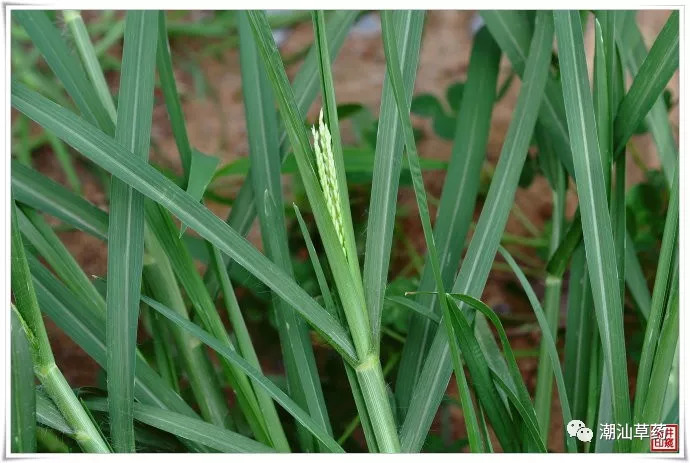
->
<box><xmin>10</xmin><ymin>9</ymin><xmax>678</xmax><ymax>454</ymax></box>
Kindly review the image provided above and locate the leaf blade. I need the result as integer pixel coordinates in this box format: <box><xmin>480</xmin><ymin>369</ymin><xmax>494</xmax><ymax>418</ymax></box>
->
<box><xmin>106</xmin><ymin>11</ymin><xmax>158</xmax><ymax>451</ymax></box>
<box><xmin>11</xmin><ymin>81</ymin><xmax>357</xmax><ymax>363</ymax></box>
<box><xmin>399</xmin><ymin>11</ymin><xmax>554</xmax><ymax>451</ymax></box>
<box><xmin>554</xmin><ymin>10</ymin><xmax>631</xmax><ymax>449</ymax></box>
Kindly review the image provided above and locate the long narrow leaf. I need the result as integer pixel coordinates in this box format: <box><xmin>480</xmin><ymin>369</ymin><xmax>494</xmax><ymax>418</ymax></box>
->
<box><xmin>633</xmin><ymin>287</ymin><xmax>678</xmax><ymax>452</ymax></box>
<box><xmin>11</xmin><ymin>160</ymin><xmax>109</xmax><ymax>240</ymax></box>
<box><xmin>239</xmin><ymin>10</ymin><xmax>332</xmax><ymax>451</ymax></box>
<box><xmin>613</xmin><ymin>11</ymin><xmax>678</xmax><ymax>155</ymax></box>
<box><xmin>399</xmin><ymin>12</ymin><xmax>554</xmax><ymax>451</ymax></box>
<box><xmin>633</xmin><ymin>171</ymin><xmax>678</xmax><ymax>423</ymax></box>
<box><xmin>143</xmin><ymin>295</ymin><xmax>345</xmax><ymax>453</ymax></box>
<box><xmin>616</xmin><ymin>10</ymin><xmax>677</xmax><ymax>184</ymax></box>
<box><xmin>481</xmin><ymin>10</ymin><xmax>574</xmax><ymax>177</ymax></box>
<box><xmin>554</xmin><ymin>10</ymin><xmax>631</xmax><ymax>450</ymax></box>
<box><xmin>11</xmin><ymin>310</ymin><xmax>37</xmax><ymax>453</ymax></box>
<box><xmin>363</xmin><ymin>10</ymin><xmax>424</xmax><ymax>347</ymax></box>
<box><xmin>396</xmin><ymin>24</ymin><xmax>499</xmax><ymax>416</ymax></box>
<box><xmin>143</xmin><ymin>231</ymin><xmax>231</xmax><ymax>428</ymax></box>
<box><xmin>563</xmin><ymin>244</ymin><xmax>595</xmax><ymax>424</ymax></box>
<box><xmin>13</xmin><ymin>10</ymin><xmax>114</xmax><ymax>134</ymax></box>
<box><xmin>444</xmin><ymin>296</ymin><xmax>520</xmax><ymax>452</ymax></box>
<box><xmin>207</xmin><ymin>11</ymin><xmax>357</xmax><ymax>295</ymax></box>
<box><xmin>106</xmin><ymin>11</ymin><xmax>158</xmax><ymax>451</ymax></box>
<box><xmin>495</xmin><ymin>246</ymin><xmax>576</xmax><ymax>452</ymax></box>
<box><xmin>207</xmin><ymin>245</ymin><xmax>290</xmax><ymax>451</ymax></box>
<box><xmin>144</xmin><ymin>201</ymin><xmax>268</xmax><ymax>442</ymax></box>
<box><xmin>11</xmin><ymin>81</ymin><xmax>357</xmax><ymax>363</ymax></box>
<box><xmin>86</xmin><ymin>399</ymin><xmax>275</xmax><ymax>453</ymax></box>
<box><xmin>156</xmin><ymin>11</ymin><xmax>192</xmax><ymax>181</ymax></box>
<box><xmin>12</xmin><ymin>202</ymin><xmax>110</xmax><ymax>453</ymax></box>
<box><xmin>62</xmin><ymin>10</ymin><xmax>118</xmax><ymax>122</ymax></box>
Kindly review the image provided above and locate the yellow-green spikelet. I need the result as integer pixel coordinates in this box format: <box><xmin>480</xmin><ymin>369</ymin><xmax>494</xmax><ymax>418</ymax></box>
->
<box><xmin>312</xmin><ymin>109</ymin><xmax>346</xmax><ymax>253</ymax></box>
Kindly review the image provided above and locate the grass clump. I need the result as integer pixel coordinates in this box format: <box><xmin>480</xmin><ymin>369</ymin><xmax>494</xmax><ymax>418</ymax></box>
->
<box><xmin>10</xmin><ymin>9</ymin><xmax>678</xmax><ymax>454</ymax></box>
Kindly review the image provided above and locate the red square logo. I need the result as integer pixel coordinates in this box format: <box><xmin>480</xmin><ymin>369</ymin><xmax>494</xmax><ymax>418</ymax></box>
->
<box><xmin>650</xmin><ymin>424</ymin><xmax>679</xmax><ymax>452</ymax></box>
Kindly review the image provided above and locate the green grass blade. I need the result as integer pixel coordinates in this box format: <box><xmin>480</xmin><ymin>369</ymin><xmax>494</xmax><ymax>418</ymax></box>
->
<box><xmin>28</xmin><ymin>255</ymin><xmax>209</xmax><ymax>453</ymax></box>
<box><xmin>293</xmin><ymin>205</ymin><xmax>337</xmax><ymax>317</ymax></box>
<box><xmin>532</xmin><ymin>126</ymin><xmax>566</xmax><ymax>442</ymax></box>
<box><xmin>632</xmin><ymin>282</ymin><xmax>679</xmax><ymax>452</ymax></box>
<box><xmin>11</xmin><ymin>160</ymin><xmax>109</xmax><ymax>239</ymax></box>
<box><xmin>554</xmin><ymin>10</ymin><xmax>631</xmax><ymax>450</ymax></box>
<box><xmin>441</xmin><ymin>301</ymin><xmax>484</xmax><ymax>453</ymax></box>
<box><xmin>399</xmin><ymin>11</ymin><xmax>554</xmax><ymax>451</ymax></box>
<box><xmin>380</xmin><ymin>9</ymin><xmax>477</xmax><ymax>452</ymax></box>
<box><xmin>207</xmin><ymin>245</ymin><xmax>290</xmax><ymax>451</ymax></box>
<box><xmin>481</xmin><ymin>10</ymin><xmax>574</xmax><ymax>177</ymax></box>
<box><xmin>12</xmin><ymin>161</ymin><xmax>268</xmax><ymax>314</ymax></box>
<box><xmin>545</xmin><ymin>209</ymin><xmax>582</xmax><ymax>277</ymax></box>
<box><xmin>613</xmin><ymin>11</ymin><xmax>678</xmax><ymax>156</ymax></box>
<box><xmin>16</xmin><ymin>206</ymin><xmax>105</xmax><ymax>315</ymax></box>
<box><xmin>632</xmin><ymin>171</ymin><xmax>678</xmax><ymax>423</ymax></box>
<box><xmin>380</xmin><ymin>14</ymin><xmax>494</xmax><ymax>451</ymax></box>
<box><xmin>27</xmin><ymin>257</ymin><xmax>204</xmax><ymax>423</ymax></box>
<box><xmin>633</xmin><ymin>284</ymin><xmax>678</xmax><ymax>452</ymax></box>
<box><xmin>143</xmin><ymin>231</ymin><xmax>230</xmax><ymax>428</ymax></box>
<box><xmin>156</xmin><ymin>11</ymin><xmax>192</xmax><ymax>181</ymax></box>
<box><xmin>93</xmin><ymin>18</ymin><xmax>126</xmax><ymax>57</ymax></box>
<box><xmin>46</xmin><ymin>132</ymin><xmax>82</xmax><ymax>194</ymax></box>
<box><xmin>454</xmin><ymin>356</ymin><xmax>483</xmax><ymax>452</ymax></box>
<box><xmin>239</xmin><ymin>11</ymin><xmax>332</xmax><ymax>450</ymax></box>
<box><xmin>563</xmin><ymin>245</ymin><xmax>595</xmax><ymax>425</ymax></box>
<box><xmin>444</xmin><ymin>296</ymin><xmax>520</xmax><ymax>452</ymax></box>
<box><xmin>36</xmin><ymin>388</ymin><xmax>74</xmax><ymax>436</ymax></box>
<box><xmin>178</xmin><ymin>149</ymin><xmax>219</xmax><ymax>235</ymax></box>
<box><xmin>293</xmin><ymin>204</ymin><xmax>379</xmax><ymax>451</ymax></box>
<box><xmin>313</xmin><ymin>10</ymin><xmax>362</xmax><ymax>290</ymax></box>
<box><xmin>547</xmin><ymin>217</ymin><xmax>653</xmax><ymax>319</ymax></box>
<box><xmin>15</xmin><ymin>177</ymin><xmax>227</xmax><ymax>436</ymax></box>
<box><xmin>489</xmin><ymin>372</ymin><xmax>543</xmax><ymax>451</ymax></box>
<box><xmin>143</xmin><ymin>295</ymin><xmax>345</xmax><ymax>453</ymax></box>
<box><xmin>144</xmin><ymin>201</ymin><xmax>268</xmax><ymax>441</ymax></box>
<box><xmin>11</xmin><ymin>309</ymin><xmax>37</xmax><ymax>453</ymax></box>
<box><xmin>397</xmin><ymin>27</ymin><xmax>499</xmax><ymax>416</ymax></box>
<box><xmin>495</xmin><ymin>246</ymin><xmax>576</xmax><ymax>452</ymax></box>
<box><xmin>146</xmin><ymin>308</ymin><xmax>179</xmax><ymax>393</ymax></box>
<box><xmin>593</xmin><ymin>16</ymin><xmax>611</xmax><ymax>180</ymax></box>
<box><xmin>106</xmin><ymin>11</ymin><xmax>158</xmax><ymax>451</ymax></box>
<box><xmin>12</xmin><ymin>203</ymin><xmax>110</xmax><ymax>453</ymax></box>
<box><xmin>11</xmin><ymin>81</ymin><xmax>357</xmax><ymax>363</ymax></box>
<box><xmin>86</xmin><ymin>399</ymin><xmax>275</xmax><ymax>453</ymax></box>
<box><xmin>207</xmin><ymin>10</ymin><xmax>357</xmax><ymax>293</ymax></box>
<box><xmin>625</xmin><ymin>232</ymin><xmax>651</xmax><ymax>318</ymax></box>
<box><xmin>449</xmin><ymin>293</ymin><xmax>545</xmax><ymax>452</ymax></box>
<box><xmin>185</xmin><ymin>149</ymin><xmax>219</xmax><ymax>202</ymax></box>
<box><xmin>28</xmin><ymin>255</ymin><xmax>109</xmax><ymax>365</ymax></box>
<box><xmin>363</xmin><ymin>10</ymin><xmax>424</xmax><ymax>347</ymax></box>
<box><xmin>13</xmin><ymin>10</ymin><xmax>114</xmax><ymax>134</ymax></box>
<box><xmin>247</xmin><ymin>9</ymin><xmax>371</xmax><ymax>361</ymax></box>
<box><xmin>616</xmin><ymin>11</ymin><xmax>677</xmax><ymax>184</ymax></box>
<box><xmin>387</xmin><ymin>296</ymin><xmax>440</xmax><ymax>324</ymax></box>
<box><xmin>62</xmin><ymin>10</ymin><xmax>117</xmax><ymax>122</ymax></box>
